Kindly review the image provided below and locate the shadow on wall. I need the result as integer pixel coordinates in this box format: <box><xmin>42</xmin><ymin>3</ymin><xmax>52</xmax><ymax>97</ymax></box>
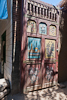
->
<box><xmin>59</xmin><ymin>10</ymin><xmax>67</xmax><ymax>82</ymax></box>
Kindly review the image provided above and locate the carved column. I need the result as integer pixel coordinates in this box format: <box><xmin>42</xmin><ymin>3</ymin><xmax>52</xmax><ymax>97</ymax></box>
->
<box><xmin>46</xmin><ymin>9</ymin><xmax>48</xmax><ymax>18</ymax></box>
<box><xmin>36</xmin><ymin>6</ymin><xmax>38</xmax><ymax>17</ymax></box>
<box><xmin>51</xmin><ymin>8</ymin><xmax>54</xmax><ymax>19</ymax></box>
<box><xmin>49</xmin><ymin>8</ymin><xmax>52</xmax><ymax>19</ymax></box>
<box><xmin>54</xmin><ymin>13</ymin><xmax>55</xmax><ymax>21</ymax></box>
<box><xmin>49</xmin><ymin>11</ymin><xmax>50</xmax><ymax>19</ymax></box>
<box><xmin>33</xmin><ymin>5</ymin><xmax>35</xmax><ymax>16</ymax></box>
<box><xmin>40</xmin><ymin>7</ymin><xmax>41</xmax><ymax>17</ymax></box>
<box><xmin>55</xmin><ymin>10</ymin><xmax>57</xmax><ymax>21</ymax></box>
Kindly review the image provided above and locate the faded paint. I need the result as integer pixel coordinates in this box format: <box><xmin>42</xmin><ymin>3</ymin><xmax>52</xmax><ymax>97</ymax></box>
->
<box><xmin>39</xmin><ymin>23</ymin><xmax>47</xmax><ymax>35</ymax></box>
<box><xmin>45</xmin><ymin>39</ymin><xmax>55</xmax><ymax>58</ymax></box>
<box><xmin>49</xmin><ymin>25</ymin><xmax>56</xmax><ymax>36</ymax></box>
<box><xmin>28</xmin><ymin>37</ymin><xmax>41</xmax><ymax>59</ymax></box>
<box><xmin>21</xmin><ymin>0</ymin><xmax>59</xmax><ymax>93</ymax></box>
<box><xmin>27</xmin><ymin>21</ymin><xmax>36</xmax><ymax>34</ymax></box>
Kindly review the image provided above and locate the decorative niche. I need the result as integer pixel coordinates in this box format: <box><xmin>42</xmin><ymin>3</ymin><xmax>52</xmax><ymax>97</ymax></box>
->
<box><xmin>49</xmin><ymin>25</ymin><xmax>56</xmax><ymax>36</ymax></box>
<box><xmin>27</xmin><ymin>20</ymin><xmax>36</xmax><ymax>34</ymax></box>
<box><xmin>39</xmin><ymin>23</ymin><xmax>47</xmax><ymax>35</ymax></box>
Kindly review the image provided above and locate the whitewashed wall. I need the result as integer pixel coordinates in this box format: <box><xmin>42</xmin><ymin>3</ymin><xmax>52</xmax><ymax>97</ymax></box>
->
<box><xmin>0</xmin><ymin>0</ymin><xmax>12</xmax><ymax>88</ymax></box>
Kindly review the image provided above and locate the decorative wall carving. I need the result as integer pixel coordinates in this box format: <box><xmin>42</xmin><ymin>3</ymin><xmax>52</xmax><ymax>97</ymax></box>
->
<box><xmin>27</xmin><ymin>1</ymin><xmax>57</xmax><ymax>21</ymax></box>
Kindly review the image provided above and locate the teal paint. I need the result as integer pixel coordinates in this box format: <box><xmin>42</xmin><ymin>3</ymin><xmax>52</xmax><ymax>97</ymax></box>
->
<box><xmin>28</xmin><ymin>37</ymin><xmax>41</xmax><ymax>59</ymax></box>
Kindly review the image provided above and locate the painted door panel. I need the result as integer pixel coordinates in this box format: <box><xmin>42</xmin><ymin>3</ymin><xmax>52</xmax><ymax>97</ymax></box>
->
<box><xmin>39</xmin><ymin>23</ymin><xmax>47</xmax><ymax>35</ymax></box>
<box><xmin>24</xmin><ymin>63</ymin><xmax>42</xmax><ymax>92</ymax></box>
<box><xmin>28</xmin><ymin>37</ymin><xmax>41</xmax><ymax>59</ymax></box>
<box><xmin>23</xmin><ymin>38</ymin><xmax>58</xmax><ymax>93</ymax></box>
<box><xmin>42</xmin><ymin>63</ymin><xmax>58</xmax><ymax>88</ymax></box>
<box><xmin>22</xmin><ymin>20</ymin><xmax>58</xmax><ymax>93</ymax></box>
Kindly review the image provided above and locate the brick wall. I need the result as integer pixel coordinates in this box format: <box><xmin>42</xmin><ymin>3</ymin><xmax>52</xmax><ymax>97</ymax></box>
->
<box><xmin>0</xmin><ymin>0</ymin><xmax>12</xmax><ymax>87</ymax></box>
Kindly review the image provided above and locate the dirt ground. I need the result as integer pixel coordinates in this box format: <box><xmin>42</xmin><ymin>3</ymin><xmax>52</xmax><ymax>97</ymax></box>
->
<box><xmin>7</xmin><ymin>82</ymin><xmax>67</xmax><ymax>100</ymax></box>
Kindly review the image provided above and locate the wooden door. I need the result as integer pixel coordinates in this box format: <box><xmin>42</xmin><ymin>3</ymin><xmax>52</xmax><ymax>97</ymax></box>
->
<box><xmin>21</xmin><ymin>20</ymin><xmax>58</xmax><ymax>93</ymax></box>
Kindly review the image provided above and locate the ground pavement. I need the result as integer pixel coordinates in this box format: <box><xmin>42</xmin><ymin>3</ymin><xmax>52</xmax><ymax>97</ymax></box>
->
<box><xmin>7</xmin><ymin>82</ymin><xmax>67</xmax><ymax>100</ymax></box>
